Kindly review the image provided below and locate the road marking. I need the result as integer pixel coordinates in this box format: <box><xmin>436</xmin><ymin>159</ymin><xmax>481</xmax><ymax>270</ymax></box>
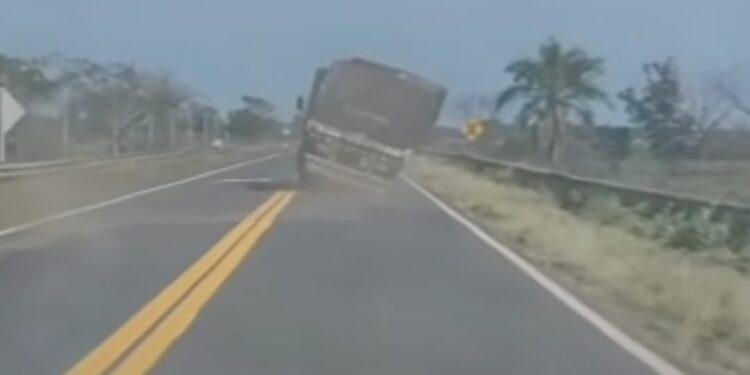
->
<box><xmin>0</xmin><ymin>150</ymin><xmax>189</xmax><ymax>178</ymax></box>
<box><xmin>403</xmin><ymin>176</ymin><xmax>684</xmax><ymax>375</ymax></box>
<box><xmin>66</xmin><ymin>192</ymin><xmax>284</xmax><ymax>374</ymax></box>
<box><xmin>66</xmin><ymin>191</ymin><xmax>295</xmax><ymax>375</ymax></box>
<box><xmin>219</xmin><ymin>178</ymin><xmax>275</xmax><ymax>184</ymax></box>
<box><xmin>112</xmin><ymin>191</ymin><xmax>295</xmax><ymax>374</ymax></box>
<box><xmin>0</xmin><ymin>153</ymin><xmax>279</xmax><ymax>240</ymax></box>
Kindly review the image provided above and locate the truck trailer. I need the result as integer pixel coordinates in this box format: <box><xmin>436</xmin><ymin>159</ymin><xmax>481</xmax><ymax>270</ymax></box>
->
<box><xmin>298</xmin><ymin>58</ymin><xmax>446</xmax><ymax>179</ymax></box>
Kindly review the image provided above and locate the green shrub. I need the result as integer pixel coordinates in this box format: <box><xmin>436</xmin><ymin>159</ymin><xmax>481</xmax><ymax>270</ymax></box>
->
<box><xmin>579</xmin><ymin>195</ymin><xmax>739</xmax><ymax>252</ymax></box>
<box><xmin>660</xmin><ymin>208</ymin><xmax>733</xmax><ymax>251</ymax></box>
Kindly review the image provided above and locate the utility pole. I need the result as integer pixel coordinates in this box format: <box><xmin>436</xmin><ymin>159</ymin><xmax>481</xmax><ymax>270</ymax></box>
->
<box><xmin>223</xmin><ymin>117</ymin><xmax>230</xmax><ymax>144</ymax></box>
<box><xmin>111</xmin><ymin>118</ymin><xmax>119</xmax><ymax>156</ymax></box>
<box><xmin>62</xmin><ymin>111</ymin><xmax>69</xmax><ymax>157</ymax></box>
<box><xmin>186</xmin><ymin>106</ymin><xmax>194</xmax><ymax>147</ymax></box>
<box><xmin>0</xmin><ymin>86</ymin><xmax>4</xmax><ymax>163</ymax></box>
<box><xmin>60</xmin><ymin>87</ymin><xmax>72</xmax><ymax>158</ymax></box>
<box><xmin>169</xmin><ymin>109</ymin><xmax>176</xmax><ymax>149</ymax></box>
<box><xmin>147</xmin><ymin>113</ymin><xmax>155</xmax><ymax>150</ymax></box>
<box><xmin>0</xmin><ymin>76</ymin><xmax>4</xmax><ymax>163</ymax></box>
<box><xmin>203</xmin><ymin>112</ymin><xmax>211</xmax><ymax>144</ymax></box>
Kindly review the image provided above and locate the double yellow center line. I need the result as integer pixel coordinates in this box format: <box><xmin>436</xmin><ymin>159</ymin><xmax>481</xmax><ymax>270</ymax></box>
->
<box><xmin>67</xmin><ymin>191</ymin><xmax>296</xmax><ymax>375</ymax></box>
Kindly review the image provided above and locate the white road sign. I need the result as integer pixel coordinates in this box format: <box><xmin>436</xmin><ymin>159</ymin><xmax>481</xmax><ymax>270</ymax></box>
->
<box><xmin>1</xmin><ymin>88</ymin><xmax>26</xmax><ymax>134</ymax></box>
<box><xmin>1</xmin><ymin>88</ymin><xmax>27</xmax><ymax>162</ymax></box>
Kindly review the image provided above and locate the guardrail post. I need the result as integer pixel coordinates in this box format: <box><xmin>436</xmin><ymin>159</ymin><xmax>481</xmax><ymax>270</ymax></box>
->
<box><xmin>147</xmin><ymin>113</ymin><xmax>155</xmax><ymax>150</ymax></box>
<box><xmin>186</xmin><ymin>107</ymin><xmax>194</xmax><ymax>147</ymax></box>
<box><xmin>111</xmin><ymin>119</ymin><xmax>119</xmax><ymax>156</ymax></box>
<box><xmin>62</xmin><ymin>112</ymin><xmax>69</xmax><ymax>157</ymax></box>
<box><xmin>0</xmin><ymin>90</ymin><xmax>4</xmax><ymax>163</ymax></box>
<box><xmin>169</xmin><ymin>110</ymin><xmax>176</xmax><ymax>149</ymax></box>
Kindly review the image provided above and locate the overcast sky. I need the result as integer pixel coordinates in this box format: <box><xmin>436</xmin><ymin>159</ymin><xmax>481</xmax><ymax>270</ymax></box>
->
<box><xmin>2</xmin><ymin>0</ymin><xmax>749</xmax><ymax>124</ymax></box>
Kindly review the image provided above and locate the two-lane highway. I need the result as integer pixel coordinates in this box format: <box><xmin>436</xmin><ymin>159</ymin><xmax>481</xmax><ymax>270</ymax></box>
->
<box><xmin>0</xmin><ymin>152</ymin><xmax>659</xmax><ymax>374</ymax></box>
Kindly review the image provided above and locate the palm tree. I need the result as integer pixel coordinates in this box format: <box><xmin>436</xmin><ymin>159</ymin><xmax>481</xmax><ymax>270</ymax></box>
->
<box><xmin>495</xmin><ymin>39</ymin><xmax>609</xmax><ymax>164</ymax></box>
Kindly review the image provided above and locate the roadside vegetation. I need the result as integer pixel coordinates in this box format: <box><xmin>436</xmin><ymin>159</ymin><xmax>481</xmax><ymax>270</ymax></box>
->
<box><xmin>438</xmin><ymin>47</ymin><xmax>750</xmax><ymax>371</ymax></box>
<box><xmin>0</xmin><ymin>52</ymin><xmax>283</xmax><ymax>162</ymax></box>
<box><xmin>448</xmin><ymin>39</ymin><xmax>750</xmax><ymax>205</ymax></box>
<box><xmin>408</xmin><ymin>155</ymin><xmax>750</xmax><ymax>375</ymax></box>
<box><xmin>226</xmin><ymin>95</ymin><xmax>287</xmax><ymax>141</ymax></box>
<box><xmin>431</xmin><ymin>38</ymin><xmax>750</xmax><ymax>374</ymax></box>
<box><xmin>1</xmin><ymin>53</ymin><xmax>206</xmax><ymax>157</ymax></box>
<box><xmin>493</xmin><ymin>38</ymin><xmax>610</xmax><ymax>164</ymax></box>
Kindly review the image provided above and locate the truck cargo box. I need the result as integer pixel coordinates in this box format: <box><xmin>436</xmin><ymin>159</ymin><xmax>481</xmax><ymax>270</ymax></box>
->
<box><xmin>301</xmin><ymin>58</ymin><xmax>446</xmax><ymax>179</ymax></box>
<box><xmin>308</xmin><ymin>58</ymin><xmax>446</xmax><ymax>149</ymax></box>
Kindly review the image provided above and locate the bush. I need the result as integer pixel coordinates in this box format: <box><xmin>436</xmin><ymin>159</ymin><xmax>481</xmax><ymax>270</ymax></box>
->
<box><xmin>579</xmin><ymin>195</ymin><xmax>739</xmax><ymax>252</ymax></box>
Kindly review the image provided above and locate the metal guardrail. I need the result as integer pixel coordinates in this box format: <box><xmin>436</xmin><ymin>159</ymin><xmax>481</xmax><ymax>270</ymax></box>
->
<box><xmin>0</xmin><ymin>159</ymin><xmax>73</xmax><ymax>172</ymax></box>
<box><xmin>0</xmin><ymin>142</ymin><xmax>283</xmax><ymax>179</ymax></box>
<box><xmin>421</xmin><ymin>149</ymin><xmax>750</xmax><ymax>231</ymax></box>
<box><xmin>0</xmin><ymin>149</ymin><xmax>191</xmax><ymax>179</ymax></box>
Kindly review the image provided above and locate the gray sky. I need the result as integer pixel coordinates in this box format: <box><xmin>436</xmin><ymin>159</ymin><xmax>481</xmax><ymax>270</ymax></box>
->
<box><xmin>1</xmin><ymin>0</ymin><xmax>749</xmax><ymax>124</ymax></box>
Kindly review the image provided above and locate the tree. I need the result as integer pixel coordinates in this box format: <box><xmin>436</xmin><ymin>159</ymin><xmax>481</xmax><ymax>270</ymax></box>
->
<box><xmin>33</xmin><ymin>55</ymin><xmax>198</xmax><ymax>152</ymax></box>
<box><xmin>227</xmin><ymin>95</ymin><xmax>279</xmax><ymax>140</ymax></box>
<box><xmin>0</xmin><ymin>51</ymin><xmax>205</xmax><ymax>157</ymax></box>
<box><xmin>494</xmin><ymin>38</ymin><xmax>609</xmax><ymax>164</ymax></box>
<box><xmin>619</xmin><ymin>58</ymin><xmax>733</xmax><ymax>160</ymax></box>
<box><xmin>138</xmin><ymin>72</ymin><xmax>194</xmax><ymax>148</ymax></box>
<box><xmin>714</xmin><ymin>69</ymin><xmax>750</xmax><ymax>119</ymax></box>
<box><xmin>59</xmin><ymin>61</ymin><xmax>147</xmax><ymax>152</ymax></box>
<box><xmin>619</xmin><ymin>58</ymin><xmax>693</xmax><ymax>159</ymax></box>
<box><xmin>0</xmin><ymin>54</ymin><xmax>55</xmax><ymax>103</ymax></box>
<box><xmin>683</xmin><ymin>83</ymin><xmax>733</xmax><ymax>158</ymax></box>
<box><xmin>241</xmin><ymin>95</ymin><xmax>275</xmax><ymax>116</ymax></box>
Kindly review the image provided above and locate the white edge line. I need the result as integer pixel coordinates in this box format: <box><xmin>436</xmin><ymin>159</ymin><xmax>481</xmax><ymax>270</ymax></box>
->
<box><xmin>219</xmin><ymin>178</ymin><xmax>274</xmax><ymax>183</ymax></box>
<box><xmin>402</xmin><ymin>175</ymin><xmax>684</xmax><ymax>375</ymax></box>
<box><xmin>0</xmin><ymin>153</ymin><xmax>280</xmax><ymax>239</ymax></box>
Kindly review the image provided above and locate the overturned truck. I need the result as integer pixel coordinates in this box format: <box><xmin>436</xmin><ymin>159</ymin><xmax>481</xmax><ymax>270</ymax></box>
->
<box><xmin>299</xmin><ymin>58</ymin><xmax>446</xmax><ymax>179</ymax></box>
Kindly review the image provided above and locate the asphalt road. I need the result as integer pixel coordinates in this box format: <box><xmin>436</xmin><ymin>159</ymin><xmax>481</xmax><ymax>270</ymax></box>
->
<box><xmin>0</xmin><ymin>152</ymin><xmax>656</xmax><ymax>374</ymax></box>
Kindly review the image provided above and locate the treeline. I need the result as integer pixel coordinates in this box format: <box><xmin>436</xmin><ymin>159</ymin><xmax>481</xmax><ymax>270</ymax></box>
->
<box><xmin>1</xmin><ymin>53</ymin><xmax>224</xmax><ymax>155</ymax></box>
<box><xmin>226</xmin><ymin>95</ymin><xmax>286</xmax><ymax>141</ymax></box>
<box><xmin>0</xmin><ymin>52</ymin><xmax>285</xmax><ymax>160</ymax></box>
<box><xmin>457</xmin><ymin>39</ymin><xmax>750</xmax><ymax>167</ymax></box>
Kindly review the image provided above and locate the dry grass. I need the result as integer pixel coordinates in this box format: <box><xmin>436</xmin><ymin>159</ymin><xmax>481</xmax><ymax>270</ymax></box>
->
<box><xmin>408</xmin><ymin>156</ymin><xmax>750</xmax><ymax>375</ymax></box>
<box><xmin>615</xmin><ymin>156</ymin><xmax>750</xmax><ymax>205</ymax></box>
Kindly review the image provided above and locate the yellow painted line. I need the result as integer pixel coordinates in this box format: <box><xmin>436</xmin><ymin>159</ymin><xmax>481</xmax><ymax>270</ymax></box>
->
<box><xmin>111</xmin><ymin>191</ymin><xmax>295</xmax><ymax>374</ymax></box>
<box><xmin>66</xmin><ymin>191</ymin><xmax>291</xmax><ymax>375</ymax></box>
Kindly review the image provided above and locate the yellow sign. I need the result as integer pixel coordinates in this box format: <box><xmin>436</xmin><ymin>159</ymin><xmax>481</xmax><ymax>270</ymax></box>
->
<box><xmin>464</xmin><ymin>119</ymin><xmax>486</xmax><ymax>141</ymax></box>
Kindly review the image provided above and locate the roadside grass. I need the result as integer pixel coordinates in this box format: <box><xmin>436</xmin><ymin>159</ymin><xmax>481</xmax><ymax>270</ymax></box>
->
<box><xmin>408</xmin><ymin>155</ymin><xmax>750</xmax><ymax>375</ymax></box>
<box><xmin>575</xmin><ymin>194</ymin><xmax>750</xmax><ymax>274</ymax></box>
<box><xmin>615</xmin><ymin>156</ymin><xmax>750</xmax><ymax>205</ymax></box>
